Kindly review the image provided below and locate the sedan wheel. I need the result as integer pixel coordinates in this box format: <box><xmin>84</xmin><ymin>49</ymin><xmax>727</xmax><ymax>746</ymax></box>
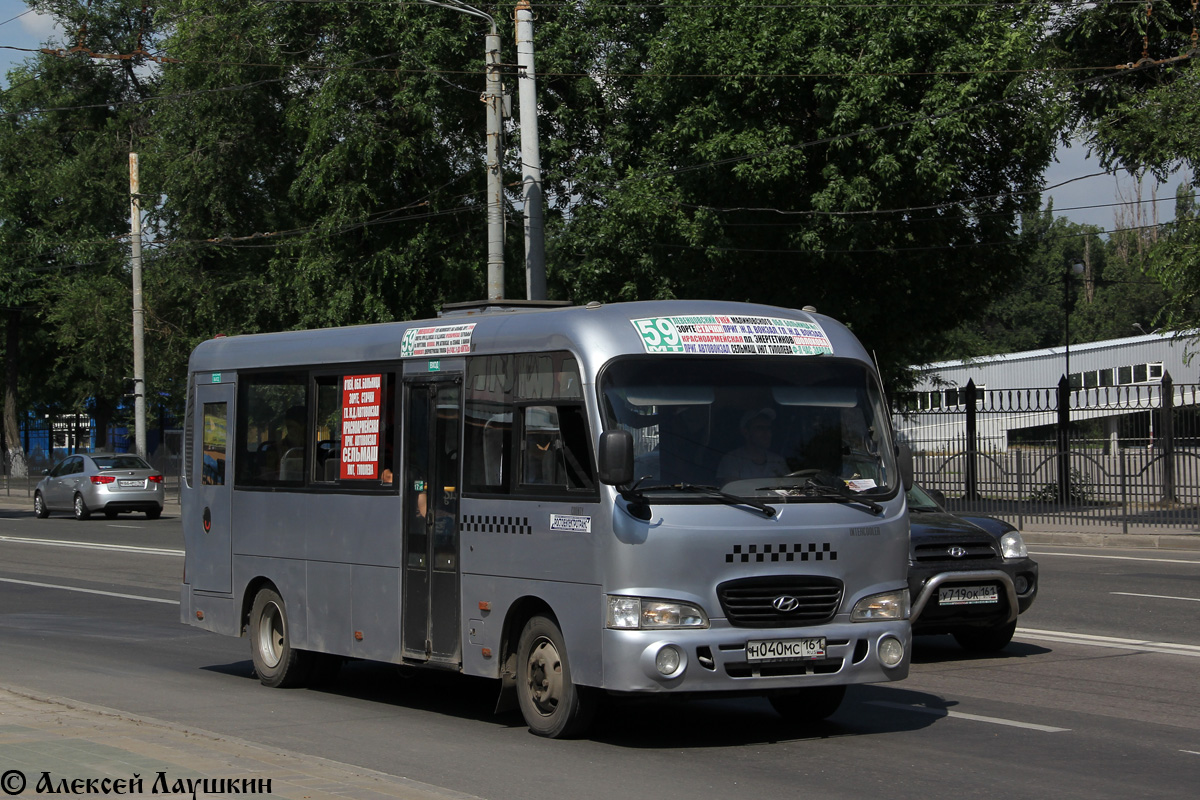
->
<box><xmin>73</xmin><ymin>493</ymin><xmax>91</xmax><ymax>521</ymax></box>
<box><xmin>34</xmin><ymin>492</ymin><xmax>49</xmax><ymax>519</ymax></box>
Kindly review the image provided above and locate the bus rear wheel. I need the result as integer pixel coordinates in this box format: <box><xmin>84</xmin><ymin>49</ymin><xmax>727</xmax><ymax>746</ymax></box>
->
<box><xmin>515</xmin><ymin>615</ymin><xmax>595</xmax><ymax>738</ymax></box>
<box><xmin>249</xmin><ymin>587</ymin><xmax>311</xmax><ymax>688</ymax></box>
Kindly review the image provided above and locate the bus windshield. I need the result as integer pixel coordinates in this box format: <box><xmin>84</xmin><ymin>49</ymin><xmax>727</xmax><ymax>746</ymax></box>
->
<box><xmin>600</xmin><ymin>357</ymin><xmax>898</xmax><ymax>499</ymax></box>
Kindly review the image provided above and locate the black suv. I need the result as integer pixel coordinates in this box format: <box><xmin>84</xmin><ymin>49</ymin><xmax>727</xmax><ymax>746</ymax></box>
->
<box><xmin>907</xmin><ymin>485</ymin><xmax>1038</xmax><ymax>652</ymax></box>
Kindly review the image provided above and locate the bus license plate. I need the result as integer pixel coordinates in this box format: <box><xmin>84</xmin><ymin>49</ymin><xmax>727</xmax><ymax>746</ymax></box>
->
<box><xmin>746</xmin><ymin>637</ymin><xmax>826</xmax><ymax>662</ymax></box>
<box><xmin>119</xmin><ymin>479</ymin><xmax>142</xmax><ymax>488</ymax></box>
<box><xmin>938</xmin><ymin>585</ymin><xmax>999</xmax><ymax>605</ymax></box>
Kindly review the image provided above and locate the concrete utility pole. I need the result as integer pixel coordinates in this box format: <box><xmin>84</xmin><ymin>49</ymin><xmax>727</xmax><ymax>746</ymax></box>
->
<box><xmin>415</xmin><ymin>1</ymin><xmax>504</xmax><ymax>299</ymax></box>
<box><xmin>129</xmin><ymin>153</ymin><xmax>147</xmax><ymax>459</ymax></box>
<box><xmin>515</xmin><ymin>0</ymin><xmax>545</xmax><ymax>301</ymax></box>
<box><xmin>485</xmin><ymin>26</ymin><xmax>505</xmax><ymax>300</ymax></box>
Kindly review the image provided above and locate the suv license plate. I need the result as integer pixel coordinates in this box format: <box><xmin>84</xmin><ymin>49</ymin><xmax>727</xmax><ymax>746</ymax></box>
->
<box><xmin>938</xmin><ymin>585</ymin><xmax>1000</xmax><ymax>605</ymax></box>
<box><xmin>746</xmin><ymin>637</ymin><xmax>826</xmax><ymax>662</ymax></box>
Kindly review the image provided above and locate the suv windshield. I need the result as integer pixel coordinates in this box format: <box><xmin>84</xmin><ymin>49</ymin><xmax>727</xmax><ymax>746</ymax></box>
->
<box><xmin>600</xmin><ymin>357</ymin><xmax>898</xmax><ymax>500</ymax></box>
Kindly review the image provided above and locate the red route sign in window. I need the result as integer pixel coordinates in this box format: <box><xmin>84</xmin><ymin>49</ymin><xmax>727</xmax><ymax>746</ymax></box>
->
<box><xmin>341</xmin><ymin>374</ymin><xmax>382</xmax><ymax>479</ymax></box>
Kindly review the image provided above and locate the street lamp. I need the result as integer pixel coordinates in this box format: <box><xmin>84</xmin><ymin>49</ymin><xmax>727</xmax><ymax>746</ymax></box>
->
<box><xmin>1063</xmin><ymin>261</ymin><xmax>1084</xmax><ymax>383</ymax></box>
<box><xmin>1057</xmin><ymin>260</ymin><xmax>1084</xmax><ymax>504</ymax></box>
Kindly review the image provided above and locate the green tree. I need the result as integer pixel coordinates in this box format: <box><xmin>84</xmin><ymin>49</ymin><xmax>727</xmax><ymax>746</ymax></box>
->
<box><xmin>148</xmin><ymin>0</ymin><xmax>493</xmax><ymax>346</ymax></box>
<box><xmin>1051</xmin><ymin>0</ymin><xmax>1199</xmax><ymax>331</ymax></box>
<box><xmin>1</xmin><ymin>1</ymin><xmax>161</xmax><ymax>464</ymax></box>
<box><xmin>530</xmin><ymin>1</ymin><xmax>1065</xmax><ymax>381</ymax></box>
<box><xmin>938</xmin><ymin>204</ymin><xmax>1171</xmax><ymax>363</ymax></box>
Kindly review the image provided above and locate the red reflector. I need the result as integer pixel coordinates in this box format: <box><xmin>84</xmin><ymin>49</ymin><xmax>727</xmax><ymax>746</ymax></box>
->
<box><xmin>148</xmin><ymin>475</ymin><xmax>164</xmax><ymax>483</ymax></box>
<box><xmin>90</xmin><ymin>475</ymin><xmax>116</xmax><ymax>484</ymax></box>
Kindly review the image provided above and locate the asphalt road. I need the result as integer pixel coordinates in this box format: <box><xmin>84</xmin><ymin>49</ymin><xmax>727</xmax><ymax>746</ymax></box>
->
<box><xmin>1</xmin><ymin>506</ymin><xmax>1198</xmax><ymax>800</ymax></box>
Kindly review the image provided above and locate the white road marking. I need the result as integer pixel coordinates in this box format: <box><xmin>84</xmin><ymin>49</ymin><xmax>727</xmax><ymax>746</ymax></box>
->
<box><xmin>1016</xmin><ymin>627</ymin><xmax>1200</xmax><ymax>658</ymax></box>
<box><xmin>1030</xmin><ymin>550</ymin><xmax>1200</xmax><ymax>566</ymax></box>
<box><xmin>1111</xmin><ymin>591</ymin><xmax>1200</xmax><ymax>603</ymax></box>
<box><xmin>866</xmin><ymin>700</ymin><xmax>1069</xmax><ymax>732</ymax></box>
<box><xmin>1181</xmin><ymin>750</ymin><xmax>1200</xmax><ymax>756</ymax></box>
<box><xmin>0</xmin><ymin>577</ymin><xmax>178</xmax><ymax>605</ymax></box>
<box><xmin>0</xmin><ymin>534</ymin><xmax>182</xmax><ymax>557</ymax></box>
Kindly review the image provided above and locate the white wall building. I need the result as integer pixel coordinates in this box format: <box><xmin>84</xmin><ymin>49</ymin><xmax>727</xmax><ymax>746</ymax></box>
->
<box><xmin>895</xmin><ymin>331</ymin><xmax>1198</xmax><ymax>452</ymax></box>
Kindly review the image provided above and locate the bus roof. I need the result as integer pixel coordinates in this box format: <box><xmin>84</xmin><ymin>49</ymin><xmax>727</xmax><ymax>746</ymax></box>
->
<box><xmin>187</xmin><ymin>300</ymin><xmax>872</xmax><ymax>375</ymax></box>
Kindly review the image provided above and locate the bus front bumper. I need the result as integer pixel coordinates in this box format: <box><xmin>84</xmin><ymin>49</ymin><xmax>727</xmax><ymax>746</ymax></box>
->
<box><xmin>599</xmin><ymin>619</ymin><xmax>910</xmax><ymax>694</ymax></box>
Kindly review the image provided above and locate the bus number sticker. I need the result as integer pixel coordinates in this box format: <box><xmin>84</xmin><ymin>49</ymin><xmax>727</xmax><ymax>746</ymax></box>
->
<box><xmin>550</xmin><ymin>514</ymin><xmax>592</xmax><ymax>533</ymax></box>
<box><xmin>400</xmin><ymin>323</ymin><xmax>477</xmax><ymax>358</ymax></box>
<box><xmin>341</xmin><ymin>373</ymin><xmax>382</xmax><ymax>479</ymax></box>
<box><xmin>630</xmin><ymin>315</ymin><xmax>833</xmax><ymax>356</ymax></box>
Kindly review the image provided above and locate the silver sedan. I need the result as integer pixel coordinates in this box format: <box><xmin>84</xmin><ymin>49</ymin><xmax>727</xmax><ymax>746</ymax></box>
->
<box><xmin>34</xmin><ymin>453</ymin><xmax>165</xmax><ymax>520</ymax></box>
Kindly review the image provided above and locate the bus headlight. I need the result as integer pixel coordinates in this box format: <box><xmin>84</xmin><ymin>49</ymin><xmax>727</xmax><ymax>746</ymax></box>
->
<box><xmin>607</xmin><ymin>596</ymin><xmax>709</xmax><ymax>629</ymax></box>
<box><xmin>1001</xmin><ymin>531</ymin><xmax>1028</xmax><ymax>558</ymax></box>
<box><xmin>851</xmin><ymin>589</ymin><xmax>910</xmax><ymax>621</ymax></box>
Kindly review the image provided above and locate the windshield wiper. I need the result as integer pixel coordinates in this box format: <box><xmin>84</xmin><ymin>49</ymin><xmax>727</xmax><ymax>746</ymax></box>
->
<box><xmin>757</xmin><ymin>477</ymin><xmax>883</xmax><ymax>515</ymax></box>
<box><xmin>636</xmin><ymin>483</ymin><xmax>777</xmax><ymax>518</ymax></box>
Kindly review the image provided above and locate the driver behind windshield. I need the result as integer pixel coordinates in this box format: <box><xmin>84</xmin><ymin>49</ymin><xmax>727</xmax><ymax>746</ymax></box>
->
<box><xmin>716</xmin><ymin>408</ymin><xmax>789</xmax><ymax>484</ymax></box>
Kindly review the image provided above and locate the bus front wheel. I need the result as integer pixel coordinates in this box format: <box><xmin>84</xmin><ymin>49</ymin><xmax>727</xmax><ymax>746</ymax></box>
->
<box><xmin>249</xmin><ymin>587</ymin><xmax>310</xmax><ymax>688</ymax></box>
<box><xmin>515</xmin><ymin>615</ymin><xmax>595</xmax><ymax>738</ymax></box>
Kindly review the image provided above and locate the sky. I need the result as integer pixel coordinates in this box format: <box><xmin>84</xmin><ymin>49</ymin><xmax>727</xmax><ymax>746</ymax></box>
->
<box><xmin>0</xmin><ymin>1</ymin><xmax>1186</xmax><ymax>232</ymax></box>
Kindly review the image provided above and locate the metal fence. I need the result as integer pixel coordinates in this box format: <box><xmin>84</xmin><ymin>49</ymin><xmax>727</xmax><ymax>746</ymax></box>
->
<box><xmin>1</xmin><ymin>427</ymin><xmax>183</xmax><ymax>507</ymax></box>
<box><xmin>893</xmin><ymin>374</ymin><xmax>1200</xmax><ymax>532</ymax></box>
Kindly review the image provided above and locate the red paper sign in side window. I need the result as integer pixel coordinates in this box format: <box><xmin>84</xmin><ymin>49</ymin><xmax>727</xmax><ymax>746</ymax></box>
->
<box><xmin>341</xmin><ymin>374</ymin><xmax>383</xmax><ymax>479</ymax></box>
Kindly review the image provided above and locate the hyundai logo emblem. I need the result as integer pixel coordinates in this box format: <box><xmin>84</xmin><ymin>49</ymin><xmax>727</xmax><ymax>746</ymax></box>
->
<box><xmin>772</xmin><ymin>595</ymin><xmax>801</xmax><ymax>612</ymax></box>
<box><xmin>947</xmin><ymin>546</ymin><xmax>968</xmax><ymax>558</ymax></box>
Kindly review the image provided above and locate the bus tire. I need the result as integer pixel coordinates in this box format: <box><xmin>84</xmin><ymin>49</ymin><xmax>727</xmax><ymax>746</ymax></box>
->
<box><xmin>769</xmin><ymin>685</ymin><xmax>846</xmax><ymax>723</ymax></box>
<box><xmin>249</xmin><ymin>587</ymin><xmax>311</xmax><ymax>688</ymax></box>
<box><xmin>515</xmin><ymin>615</ymin><xmax>596</xmax><ymax>738</ymax></box>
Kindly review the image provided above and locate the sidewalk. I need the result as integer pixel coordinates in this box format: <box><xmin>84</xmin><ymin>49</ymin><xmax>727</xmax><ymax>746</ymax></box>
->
<box><xmin>0</xmin><ymin>685</ymin><xmax>478</xmax><ymax>800</ymax></box>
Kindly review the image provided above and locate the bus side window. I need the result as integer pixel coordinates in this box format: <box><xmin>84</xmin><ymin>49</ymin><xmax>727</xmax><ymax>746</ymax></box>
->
<box><xmin>465</xmin><ymin>351</ymin><xmax>595</xmax><ymax>498</ymax></box>
<box><xmin>236</xmin><ymin>374</ymin><xmax>306</xmax><ymax>486</ymax></box>
<box><xmin>520</xmin><ymin>404</ymin><xmax>595</xmax><ymax>491</ymax></box>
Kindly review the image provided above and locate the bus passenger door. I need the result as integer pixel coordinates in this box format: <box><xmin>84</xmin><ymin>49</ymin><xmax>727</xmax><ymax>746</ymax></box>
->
<box><xmin>402</xmin><ymin>378</ymin><xmax>463</xmax><ymax>665</ymax></box>
<box><xmin>189</xmin><ymin>381</ymin><xmax>234</xmax><ymax>594</ymax></box>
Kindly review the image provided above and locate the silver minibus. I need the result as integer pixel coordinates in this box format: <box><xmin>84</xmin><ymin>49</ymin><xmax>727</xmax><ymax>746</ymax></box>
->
<box><xmin>180</xmin><ymin>300</ymin><xmax>912</xmax><ymax>737</ymax></box>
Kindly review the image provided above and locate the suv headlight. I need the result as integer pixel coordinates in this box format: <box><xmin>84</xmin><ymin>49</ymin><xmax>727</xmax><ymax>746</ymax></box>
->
<box><xmin>1001</xmin><ymin>531</ymin><xmax>1028</xmax><ymax>559</ymax></box>
<box><xmin>851</xmin><ymin>589</ymin><xmax>910</xmax><ymax>621</ymax></box>
<box><xmin>607</xmin><ymin>596</ymin><xmax>709</xmax><ymax>629</ymax></box>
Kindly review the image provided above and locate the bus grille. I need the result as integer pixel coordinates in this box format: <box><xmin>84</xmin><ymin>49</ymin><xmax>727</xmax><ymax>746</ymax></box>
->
<box><xmin>716</xmin><ymin>576</ymin><xmax>844</xmax><ymax>628</ymax></box>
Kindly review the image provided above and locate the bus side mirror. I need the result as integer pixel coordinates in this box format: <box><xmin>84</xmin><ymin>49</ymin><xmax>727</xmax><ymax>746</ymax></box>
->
<box><xmin>896</xmin><ymin>442</ymin><xmax>914</xmax><ymax>492</ymax></box>
<box><xmin>597</xmin><ymin>430</ymin><xmax>635</xmax><ymax>486</ymax></box>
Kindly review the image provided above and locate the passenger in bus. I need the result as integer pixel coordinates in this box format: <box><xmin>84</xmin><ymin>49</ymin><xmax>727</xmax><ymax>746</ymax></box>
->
<box><xmin>716</xmin><ymin>408</ymin><xmax>789</xmax><ymax>484</ymax></box>
<box><xmin>277</xmin><ymin>406</ymin><xmax>307</xmax><ymax>481</ymax></box>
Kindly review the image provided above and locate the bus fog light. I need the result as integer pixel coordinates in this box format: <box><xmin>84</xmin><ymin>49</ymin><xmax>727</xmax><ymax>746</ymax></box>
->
<box><xmin>640</xmin><ymin>642</ymin><xmax>687</xmax><ymax>680</ymax></box>
<box><xmin>878</xmin><ymin>635</ymin><xmax>905</xmax><ymax>667</ymax></box>
<box><xmin>655</xmin><ymin>645</ymin><xmax>682</xmax><ymax>675</ymax></box>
